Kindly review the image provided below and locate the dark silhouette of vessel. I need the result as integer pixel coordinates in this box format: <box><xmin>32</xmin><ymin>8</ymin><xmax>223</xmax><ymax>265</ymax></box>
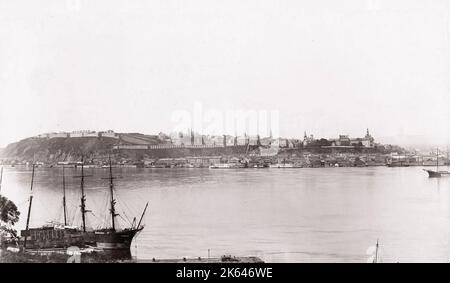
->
<box><xmin>16</xmin><ymin>158</ymin><xmax>148</xmax><ymax>256</ymax></box>
<box><xmin>423</xmin><ymin>148</ymin><xmax>450</xmax><ymax>178</ymax></box>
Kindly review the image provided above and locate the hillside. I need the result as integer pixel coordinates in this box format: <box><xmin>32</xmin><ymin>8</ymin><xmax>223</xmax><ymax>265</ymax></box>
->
<box><xmin>0</xmin><ymin>137</ymin><xmax>120</xmax><ymax>163</ymax></box>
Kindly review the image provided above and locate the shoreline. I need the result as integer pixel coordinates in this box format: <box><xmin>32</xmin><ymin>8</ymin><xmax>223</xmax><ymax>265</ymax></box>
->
<box><xmin>1</xmin><ymin>164</ymin><xmax>448</xmax><ymax>169</ymax></box>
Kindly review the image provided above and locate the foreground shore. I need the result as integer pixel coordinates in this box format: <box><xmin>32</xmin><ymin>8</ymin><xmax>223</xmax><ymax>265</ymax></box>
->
<box><xmin>0</xmin><ymin>249</ymin><xmax>263</xmax><ymax>263</ymax></box>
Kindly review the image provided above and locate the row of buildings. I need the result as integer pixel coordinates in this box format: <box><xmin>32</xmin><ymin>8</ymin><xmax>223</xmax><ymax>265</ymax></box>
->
<box><xmin>35</xmin><ymin>130</ymin><xmax>118</xmax><ymax>139</ymax></box>
<box><xmin>168</xmin><ymin>131</ymin><xmax>259</xmax><ymax>147</ymax></box>
<box><xmin>302</xmin><ymin>129</ymin><xmax>376</xmax><ymax>148</ymax></box>
<box><xmin>167</xmin><ymin>129</ymin><xmax>376</xmax><ymax>149</ymax></box>
<box><xmin>34</xmin><ymin>129</ymin><xmax>376</xmax><ymax>150</ymax></box>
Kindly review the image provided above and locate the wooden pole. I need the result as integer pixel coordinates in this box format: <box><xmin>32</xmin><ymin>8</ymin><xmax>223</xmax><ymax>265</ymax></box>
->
<box><xmin>437</xmin><ymin>148</ymin><xmax>439</xmax><ymax>172</ymax></box>
<box><xmin>108</xmin><ymin>156</ymin><xmax>117</xmax><ymax>231</ymax></box>
<box><xmin>137</xmin><ymin>202</ymin><xmax>149</xmax><ymax>229</ymax></box>
<box><xmin>62</xmin><ymin>166</ymin><xmax>67</xmax><ymax>226</ymax></box>
<box><xmin>24</xmin><ymin>164</ymin><xmax>36</xmax><ymax>249</ymax></box>
<box><xmin>80</xmin><ymin>160</ymin><xmax>87</xmax><ymax>232</ymax></box>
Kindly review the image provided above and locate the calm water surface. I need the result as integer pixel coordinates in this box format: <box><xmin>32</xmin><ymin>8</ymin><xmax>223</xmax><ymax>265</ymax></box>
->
<box><xmin>2</xmin><ymin>166</ymin><xmax>450</xmax><ymax>263</ymax></box>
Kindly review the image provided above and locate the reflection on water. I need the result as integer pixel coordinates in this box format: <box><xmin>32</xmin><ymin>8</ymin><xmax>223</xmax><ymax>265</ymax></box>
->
<box><xmin>2</xmin><ymin>166</ymin><xmax>450</xmax><ymax>263</ymax></box>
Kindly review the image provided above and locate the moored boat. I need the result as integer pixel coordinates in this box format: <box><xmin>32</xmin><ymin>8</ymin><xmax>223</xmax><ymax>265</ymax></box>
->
<box><xmin>423</xmin><ymin>148</ymin><xmax>450</xmax><ymax>178</ymax></box>
<box><xmin>85</xmin><ymin>156</ymin><xmax>148</xmax><ymax>252</ymax></box>
<box><xmin>209</xmin><ymin>163</ymin><xmax>245</xmax><ymax>169</ymax></box>
<box><xmin>423</xmin><ymin>169</ymin><xmax>450</xmax><ymax>178</ymax></box>
<box><xmin>269</xmin><ymin>163</ymin><xmax>295</xmax><ymax>168</ymax></box>
<box><xmin>12</xmin><ymin>158</ymin><xmax>148</xmax><ymax>256</ymax></box>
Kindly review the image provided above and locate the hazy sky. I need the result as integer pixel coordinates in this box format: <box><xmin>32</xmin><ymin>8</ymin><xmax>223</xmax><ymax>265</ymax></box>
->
<box><xmin>1</xmin><ymin>0</ymin><xmax>450</xmax><ymax>147</ymax></box>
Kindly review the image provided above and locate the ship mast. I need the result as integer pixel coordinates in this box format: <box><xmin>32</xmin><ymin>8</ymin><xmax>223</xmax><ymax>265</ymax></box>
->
<box><xmin>62</xmin><ymin>166</ymin><xmax>67</xmax><ymax>226</ymax></box>
<box><xmin>80</xmin><ymin>160</ymin><xmax>88</xmax><ymax>232</ymax></box>
<box><xmin>436</xmin><ymin>148</ymin><xmax>439</xmax><ymax>172</ymax></box>
<box><xmin>73</xmin><ymin>158</ymin><xmax>93</xmax><ymax>232</ymax></box>
<box><xmin>24</xmin><ymin>164</ymin><xmax>36</xmax><ymax>249</ymax></box>
<box><xmin>107</xmin><ymin>156</ymin><xmax>118</xmax><ymax>231</ymax></box>
<box><xmin>444</xmin><ymin>146</ymin><xmax>450</xmax><ymax>168</ymax></box>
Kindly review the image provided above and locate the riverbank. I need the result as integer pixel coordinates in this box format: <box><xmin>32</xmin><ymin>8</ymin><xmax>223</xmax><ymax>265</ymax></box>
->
<box><xmin>0</xmin><ymin>248</ymin><xmax>263</xmax><ymax>263</ymax></box>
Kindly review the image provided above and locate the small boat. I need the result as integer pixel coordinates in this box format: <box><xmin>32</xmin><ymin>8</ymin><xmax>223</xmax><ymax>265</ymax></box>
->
<box><xmin>269</xmin><ymin>163</ymin><xmax>294</xmax><ymax>168</ymax></box>
<box><xmin>424</xmin><ymin>148</ymin><xmax>450</xmax><ymax>178</ymax></box>
<box><xmin>209</xmin><ymin>163</ymin><xmax>245</xmax><ymax>169</ymax></box>
<box><xmin>423</xmin><ymin>169</ymin><xmax>450</xmax><ymax>178</ymax></box>
<box><xmin>210</xmin><ymin>163</ymin><xmax>232</xmax><ymax>169</ymax></box>
<box><xmin>252</xmin><ymin>164</ymin><xmax>268</xmax><ymax>168</ymax></box>
<box><xmin>387</xmin><ymin>162</ymin><xmax>410</xmax><ymax>167</ymax></box>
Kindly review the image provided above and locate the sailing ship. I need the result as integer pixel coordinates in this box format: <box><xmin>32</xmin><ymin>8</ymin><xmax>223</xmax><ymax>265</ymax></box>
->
<box><xmin>16</xmin><ymin>158</ymin><xmax>148</xmax><ymax>256</ymax></box>
<box><xmin>423</xmin><ymin>148</ymin><xmax>450</xmax><ymax>178</ymax></box>
<box><xmin>90</xmin><ymin>157</ymin><xmax>148</xmax><ymax>251</ymax></box>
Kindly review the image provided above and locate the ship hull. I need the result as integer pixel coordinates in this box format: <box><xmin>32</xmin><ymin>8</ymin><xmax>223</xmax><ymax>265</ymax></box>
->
<box><xmin>16</xmin><ymin>227</ymin><xmax>142</xmax><ymax>254</ymax></box>
<box><xmin>92</xmin><ymin>228</ymin><xmax>142</xmax><ymax>250</ymax></box>
<box><xmin>18</xmin><ymin>227</ymin><xmax>94</xmax><ymax>250</ymax></box>
<box><xmin>423</xmin><ymin>169</ymin><xmax>450</xmax><ymax>178</ymax></box>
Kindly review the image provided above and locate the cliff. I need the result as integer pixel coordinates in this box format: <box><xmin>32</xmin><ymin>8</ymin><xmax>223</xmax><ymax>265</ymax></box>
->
<box><xmin>0</xmin><ymin>137</ymin><xmax>119</xmax><ymax>163</ymax></box>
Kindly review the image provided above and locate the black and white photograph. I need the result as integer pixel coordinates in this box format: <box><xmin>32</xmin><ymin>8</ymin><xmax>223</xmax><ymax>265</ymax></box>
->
<box><xmin>1</xmin><ymin>0</ymin><xmax>450</xmax><ymax>270</ymax></box>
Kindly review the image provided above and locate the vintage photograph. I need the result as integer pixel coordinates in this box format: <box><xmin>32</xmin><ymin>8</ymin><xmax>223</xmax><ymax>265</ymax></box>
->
<box><xmin>1</xmin><ymin>0</ymin><xmax>450</xmax><ymax>267</ymax></box>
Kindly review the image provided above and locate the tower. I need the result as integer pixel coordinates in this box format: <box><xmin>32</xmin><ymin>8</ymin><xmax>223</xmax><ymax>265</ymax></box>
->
<box><xmin>303</xmin><ymin>131</ymin><xmax>309</xmax><ymax>147</ymax></box>
<box><xmin>364</xmin><ymin>128</ymin><xmax>374</xmax><ymax>147</ymax></box>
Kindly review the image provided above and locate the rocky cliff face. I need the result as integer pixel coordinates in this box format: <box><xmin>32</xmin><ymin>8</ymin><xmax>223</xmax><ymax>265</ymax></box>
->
<box><xmin>0</xmin><ymin>137</ymin><xmax>119</xmax><ymax>163</ymax></box>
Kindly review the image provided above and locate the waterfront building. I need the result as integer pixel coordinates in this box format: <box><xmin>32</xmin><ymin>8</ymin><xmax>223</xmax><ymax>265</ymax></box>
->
<box><xmin>303</xmin><ymin>132</ymin><xmax>315</xmax><ymax>147</ymax></box>
<box><xmin>69</xmin><ymin>130</ymin><xmax>99</xmax><ymax>138</ymax></box>
<box><xmin>186</xmin><ymin>156</ymin><xmax>222</xmax><ymax>167</ymax></box>
<box><xmin>236</xmin><ymin>136</ymin><xmax>249</xmax><ymax>146</ymax></box>
<box><xmin>100</xmin><ymin>130</ymin><xmax>118</xmax><ymax>139</ymax></box>
<box><xmin>328</xmin><ymin>129</ymin><xmax>375</xmax><ymax>148</ymax></box>
<box><xmin>170</xmin><ymin>131</ymin><xmax>191</xmax><ymax>146</ymax></box>
<box><xmin>36</xmin><ymin>132</ymin><xmax>69</xmax><ymax>139</ymax></box>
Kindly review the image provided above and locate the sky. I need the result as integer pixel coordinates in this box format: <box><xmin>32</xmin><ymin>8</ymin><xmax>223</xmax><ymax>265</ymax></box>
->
<box><xmin>1</xmin><ymin>0</ymin><xmax>450</xmax><ymax>147</ymax></box>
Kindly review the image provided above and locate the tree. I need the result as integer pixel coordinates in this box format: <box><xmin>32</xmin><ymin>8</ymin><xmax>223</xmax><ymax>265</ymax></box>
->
<box><xmin>0</xmin><ymin>195</ymin><xmax>20</xmax><ymax>226</ymax></box>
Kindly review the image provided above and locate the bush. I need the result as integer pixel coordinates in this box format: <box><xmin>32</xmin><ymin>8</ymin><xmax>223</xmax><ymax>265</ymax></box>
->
<box><xmin>0</xmin><ymin>195</ymin><xmax>20</xmax><ymax>226</ymax></box>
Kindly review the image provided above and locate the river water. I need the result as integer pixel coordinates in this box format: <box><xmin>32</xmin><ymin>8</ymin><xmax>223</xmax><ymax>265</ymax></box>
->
<box><xmin>1</xmin><ymin>166</ymin><xmax>450</xmax><ymax>263</ymax></box>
